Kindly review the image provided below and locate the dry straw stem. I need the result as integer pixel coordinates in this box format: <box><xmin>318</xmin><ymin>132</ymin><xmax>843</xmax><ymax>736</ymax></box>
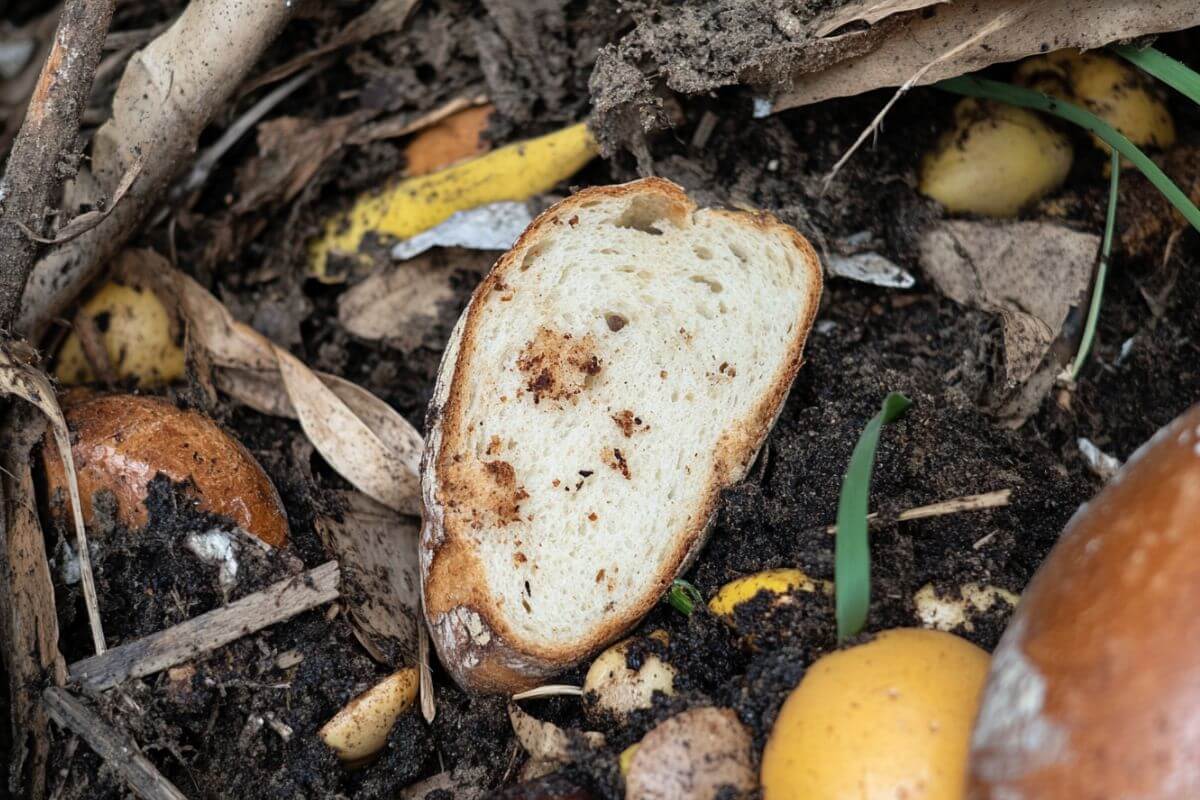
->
<box><xmin>0</xmin><ymin>0</ymin><xmax>116</xmax><ymax>329</ymax></box>
<box><xmin>69</xmin><ymin>561</ymin><xmax>340</xmax><ymax>692</ymax></box>
<box><xmin>42</xmin><ymin>687</ymin><xmax>187</xmax><ymax>800</ymax></box>
<box><xmin>511</xmin><ymin>685</ymin><xmax>585</xmax><ymax>701</ymax></box>
<box><xmin>823</xmin><ymin>8</ymin><xmax>1016</xmax><ymax>188</ymax></box>
<box><xmin>824</xmin><ymin>489</ymin><xmax>1012</xmax><ymax>534</ymax></box>
<box><xmin>16</xmin><ymin>0</ymin><xmax>297</xmax><ymax>340</ymax></box>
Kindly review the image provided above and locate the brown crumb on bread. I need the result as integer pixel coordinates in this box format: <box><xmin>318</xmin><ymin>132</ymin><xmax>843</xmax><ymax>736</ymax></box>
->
<box><xmin>517</xmin><ymin>327</ymin><xmax>602</xmax><ymax>405</ymax></box>
<box><xmin>442</xmin><ymin>456</ymin><xmax>530</xmax><ymax>528</ymax></box>
<box><xmin>602</xmin><ymin>447</ymin><xmax>631</xmax><ymax>479</ymax></box>
<box><xmin>611</xmin><ymin>410</ymin><xmax>648</xmax><ymax>437</ymax></box>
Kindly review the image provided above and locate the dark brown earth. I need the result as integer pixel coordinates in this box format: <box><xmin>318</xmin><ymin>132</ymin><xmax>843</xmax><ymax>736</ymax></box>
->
<box><xmin>3</xmin><ymin>1</ymin><xmax>1199</xmax><ymax>798</ymax></box>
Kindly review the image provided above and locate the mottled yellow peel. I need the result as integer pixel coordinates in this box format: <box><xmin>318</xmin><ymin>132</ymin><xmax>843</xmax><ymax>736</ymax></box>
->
<box><xmin>55</xmin><ymin>281</ymin><xmax>185</xmax><ymax>388</ymax></box>
<box><xmin>708</xmin><ymin>568</ymin><xmax>825</xmax><ymax>618</ymax></box>
<box><xmin>308</xmin><ymin>122</ymin><xmax>599</xmax><ymax>281</ymax></box>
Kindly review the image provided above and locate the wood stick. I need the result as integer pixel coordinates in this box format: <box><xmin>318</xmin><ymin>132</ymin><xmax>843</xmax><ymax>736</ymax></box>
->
<box><xmin>42</xmin><ymin>687</ymin><xmax>187</xmax><ymax>800</ymax></box>
<box><xmin>825</xmin><ymin>489</ymin><xmax>1012</xmax><ymax>534</ymax></box>
<box><xmin>0</xmin><ymin>0</ymin><xmax>116</xmax><ymax>329</ymax></box>
<box><xmin>69</xmin><ymin>561</ymin><xmax>339</xmax><ymax>692</ymax></box>
<box><xmin>0</xmin><ymin>408</ymin><xmax>67</xmax><ymax>799</ymax></box>
<box><xmin>16</xmin><ymin>0</ymin><xmax>297</xmax><ymax>340</ymax></box>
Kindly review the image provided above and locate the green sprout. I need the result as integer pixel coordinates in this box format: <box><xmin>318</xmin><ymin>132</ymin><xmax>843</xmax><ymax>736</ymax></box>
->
<box><xmin>665</xmin><ymin>578</ymin><xmax>703</xmax><ymax>616</ymax></box>
<box><xmin>1071</xmin><ymin>148</ymin><xmax>1121</xmax><ymax>380</ymax></box>
<box><xmin>1112</xmin><ymin>45</ymin><xmax>1200</xmax><ymax>106</ymax></box>
<box><xmin>835</xmin><ymin>392</ymin><xmax>912</xmax><ymax>641</ymax></box>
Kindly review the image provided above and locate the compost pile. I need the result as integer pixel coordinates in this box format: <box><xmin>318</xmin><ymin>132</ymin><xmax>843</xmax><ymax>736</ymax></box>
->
<box><xmin>1</xmin><ymin>1</ymin><xmax>1198</xmax><ymax>799</ymax></box>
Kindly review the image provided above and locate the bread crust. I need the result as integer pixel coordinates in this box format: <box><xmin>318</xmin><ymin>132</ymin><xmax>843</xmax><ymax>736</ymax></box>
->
<box><xmin>420</xmin><ymin>177</ymin><xmax>822</xmax><ymax>693</ymax></box>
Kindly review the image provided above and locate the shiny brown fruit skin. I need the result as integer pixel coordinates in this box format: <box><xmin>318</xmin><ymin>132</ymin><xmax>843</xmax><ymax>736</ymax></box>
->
<box><xmin>969</xmin><ymin>404</ymin><xmax>1200</xmax><ymax>799</ymax></box>
<box><xmin>43</xmin><ymin>393</ymin><xmax>288</xmax><ymax>548</ymax></box>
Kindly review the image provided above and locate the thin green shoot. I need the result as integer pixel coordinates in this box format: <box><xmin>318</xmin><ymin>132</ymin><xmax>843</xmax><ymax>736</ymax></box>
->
<box><xmin>665</xmin><ymin>579</ymin><xmax>703</xmax><ymax>616</ymax></box>
<box><xmin>835</xmin><ymin>392</ymin><xmax>912</xmax><ymax>641</ymax></box>
<box><xmin>1071</xmin><ymin>149</ymin><xmax>1121</xmax><ymax>380</ymax></box>
<box><xmin>935</xmin><ymin>75</ymin><xmax>1200</xmax><ymax>234</ymax></box>
<box><xmin>1112</xmin><ymin>45</ymin><xmax>1200</xmax><ymax>106</ymax></box>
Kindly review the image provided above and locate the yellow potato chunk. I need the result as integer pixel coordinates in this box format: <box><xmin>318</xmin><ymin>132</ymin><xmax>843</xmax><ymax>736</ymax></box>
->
<box><xmin>55</xmin><ymin>281</ymin><xmax>184</xmax><ymax>388</ymax></box>
<box><xmin>761</xmin><ymin>628</ymin><xmax>989</xmax><ymax>800</ymax></box>
<box><xmin>920</xmin><ymin>99</ymin><xmax>1073</xmax><ymax>217</ymax></box>
<box><xmin>319</xmin><ymin>668</ymin><xmax>418</xmax><ymax>763</ymax></box>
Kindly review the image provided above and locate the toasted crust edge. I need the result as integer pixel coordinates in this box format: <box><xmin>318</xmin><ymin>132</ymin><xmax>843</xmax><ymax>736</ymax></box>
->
<box><xmin>420</xmin><ymin>177</ymin><xmax>823</xmax><ymax>693</ymax></box>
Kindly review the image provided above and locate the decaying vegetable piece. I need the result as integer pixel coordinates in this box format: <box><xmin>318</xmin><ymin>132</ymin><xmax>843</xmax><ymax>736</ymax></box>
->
<box><xmin>625</xmin><ymin>707</ymin><xmax>756</xmax><ymax>800</ymax></box>
<box><xmin>583</xmin><ymin>631</ymin><xmax>675</xmax><ymax>718</ymax></box>
<box><xmin>708</xmin><ymin>568</ymin><xmax>829</xmax><ymax>618</ymax></box>
<box><xmin>969</xmin><ymin>405</ymin><xmax>1200</xmax><ymax>799</ymax></box>
<box><xmin>308</xmin><ymin>121</ymin><xmax>599</xmax><ymax>281</ymax></box>
<box><xmin>41</xmin><ymin>393</ymin><xmax>289</xmax><ymax>548</ymax></box>
<box><xmin>54</xmin><ymin>280</ymin><xmax>185</xmax><ymax>388</ymax></box>
<box><xmin>920</xmin><ymin>98</ymin><xmax>1073</xmax><ymax>217</ymax></box>
<box><xmin>913</xmin><ymin>582</ymin><xmax>1019</xmax><ymax>633</ymax></box>
<box><xmin>761</xmin><ymin>628</ymin><xmax>988</xmax><ymax>799</ymax></box>
<box><xmin>1016</xmin><ymin>49</ymin><xmax>1176</xmax><ymax>153</ymax></box>
<box><xmin>319</xmin><ymin>667</ymin><xmax>419</xmax><ymax>764</ymax></box>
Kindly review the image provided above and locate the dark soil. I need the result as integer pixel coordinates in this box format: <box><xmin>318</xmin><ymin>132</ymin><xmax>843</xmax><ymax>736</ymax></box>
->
<box><xmin>7</xmin><ymin>1</ymin><xmax>1200</xmax><ymax>799</ymax></box>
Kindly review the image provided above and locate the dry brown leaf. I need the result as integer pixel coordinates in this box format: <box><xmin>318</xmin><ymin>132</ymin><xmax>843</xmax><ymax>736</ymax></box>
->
<box><xmin>815</xmin><ymin>0</ymin><xmax>947</xmax><ymax>37</ymax></box>
<box><xmin>337</xmin><ymin>249</ymin><xmax>493</xmax><ymax>353</ymax></box>
<box><xmin>777</xmin><ymin>0</ymin><xmax>1200</xmax><ymax>110</ymax></box>
<box><xmin>233</xmin><ymin>112</ymin><xmax>371</xmax><ymax>214</ymax></box>
<box><xmin>116</xmin><ymin>250</ymin><xmax>423</xmax><ymax>515</ymax></box>
<box><xmin>16</xmin><ymin>153</ymin><xmax>144</xmax><ymax>245</ymax></box>
<box><xmin>315</xmin><ymin>491</ymin><xmax>420</xmax><ymax>661</ymax></box>
<box><xmin>274</xmin><ymin>346</ymin><xmax>420</xmax><ymax>513</ymax></box>
<box><xmin>0</xmin><ymin>341</ymin><xmax>105</xmax><ymax>654</ymax></box>
<box><xmin>242</xmin><ymin>0</ymin><xmax>420</xmax><ymax>94</ymax></box>
<box><xmin>508</xmin><ymin>702</ymin><xmax>604</xmax><ymax>780</ymax></box>
<box><xmin>918</xmin><ymin>220</ymin><xmax>1098</xmax><ymax>425</ymax></box>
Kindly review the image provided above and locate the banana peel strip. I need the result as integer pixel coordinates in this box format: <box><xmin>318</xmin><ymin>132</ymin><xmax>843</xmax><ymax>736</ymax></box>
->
<box><xmin>309</xmin><ymin>121</ymin><xmax>598</xmax><ymax>281</ymax></box>
<box><xmin>115</xmin><ymin>250</ymin><xmax>422</xmax><ymax>515</ymax></box>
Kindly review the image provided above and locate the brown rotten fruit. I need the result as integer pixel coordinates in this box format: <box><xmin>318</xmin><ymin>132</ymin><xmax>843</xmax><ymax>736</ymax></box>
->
<box><xmin>43</xmin><ymin>393</ymin><xmax>288</xmax><ymax>548</ymax></box>
<box><xmin>969</xmin><ymin>404</ymin><xmax>1200</xmax><ymax>798</ymax></box>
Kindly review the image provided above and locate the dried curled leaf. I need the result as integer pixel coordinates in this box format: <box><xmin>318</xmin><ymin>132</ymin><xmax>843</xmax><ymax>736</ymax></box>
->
<box><xmin>0</xmin><ymin>341</ymin><xmax>105</xmax><ymax>654</ymax></box>
<box><xmin>508</xmin><ymin>702</ymin><xmax>604</xmax><ymax>781</ymax></box>
<box><xmin>115</xmin><ymin>249</ymin><xmax>423</xmax><ymax>514</ymax></box>
<box><xmin>315</xmin><ymin>491</ymin><xmax>420</xmax><ymax>661</ymax></box>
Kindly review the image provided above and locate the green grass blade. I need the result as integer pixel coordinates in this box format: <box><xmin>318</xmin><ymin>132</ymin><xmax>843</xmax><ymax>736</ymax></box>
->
<box><xmin>935</xmin><ymin>75</ymin><xmax>1200</xmax><ymax>234</ymax></box>
<box><xmin>1112</xmin><ymin>45</ymin><xmax>1200</xmax><ymax>106</ymax></box>
<box><xmin>1070</xmin><ymin>149</ymin><xmax>1121</xmax><ymax>380</ymax></box>
<box><xmin>665</xmin><ymin>578</ymin><xmax>702</xmax><ymax>615</ymax></box>
<box><xmin>835</xmin><ymin>392</ymin><xmax>912</xmax><ymax>641</ymax></box>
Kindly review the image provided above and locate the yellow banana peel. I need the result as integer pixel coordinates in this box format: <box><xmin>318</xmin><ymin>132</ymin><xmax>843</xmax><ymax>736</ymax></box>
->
<box><xmin>309</xmin><ymin>121</ymin><xmax>599</xmax><ymax>281</ymax></box>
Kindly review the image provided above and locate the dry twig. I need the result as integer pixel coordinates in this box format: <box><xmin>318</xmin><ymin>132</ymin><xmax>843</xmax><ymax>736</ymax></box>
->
<box><xmin>824</xmin><ymin>489</ymin><xmax>1012</xmax><ymax>534</ymax></box>
<box><xmin>0</xmin><ymin>405</ymin><xmax>67</xmax><ymax>799</ymax></box>
<box><xmin>16</xmin><ymin>0</ymin><xmax>297</xmax><ymax>340</ymax></box>
<box><xmin>0</xmin><ymin>0</ymin><xmax>116</xmax><ymax>329</ymax></box>
<box><xmin>69</xmin><ymin>561</ymin><xmax>340</xmax><ymax>692</ymax></box>
<box><xmin>42</xmin><ymin>687</ymin><xmax>187</xmax><ymax>800</ymax></box>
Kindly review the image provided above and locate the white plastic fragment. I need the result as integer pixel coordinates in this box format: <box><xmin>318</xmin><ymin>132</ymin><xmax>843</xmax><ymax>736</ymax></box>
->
<box><xmin>826</xmin><ymin>251</ymin><xmax>916</xmax><ymax>288</ymax></box>
<box><xmin>1077</xmin><ymin>437</ymin><xmax>1122</xmax><ymax>481</ymax></box>
<box><xmin>186</xmin><ymin>529</ymin><xmax>241</xmax><ymax>590</ymax></box>
<box><xmin>390</xmin><ymin>201</ymin><xmax>533</xmax><ymax>261</ymax></box>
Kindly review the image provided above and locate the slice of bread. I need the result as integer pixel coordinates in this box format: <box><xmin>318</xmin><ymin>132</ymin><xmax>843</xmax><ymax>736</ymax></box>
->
<box><xmin>421</xmin><ymin>177</ymin><xmax>822</xmax><ymax>692</ymax></box>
